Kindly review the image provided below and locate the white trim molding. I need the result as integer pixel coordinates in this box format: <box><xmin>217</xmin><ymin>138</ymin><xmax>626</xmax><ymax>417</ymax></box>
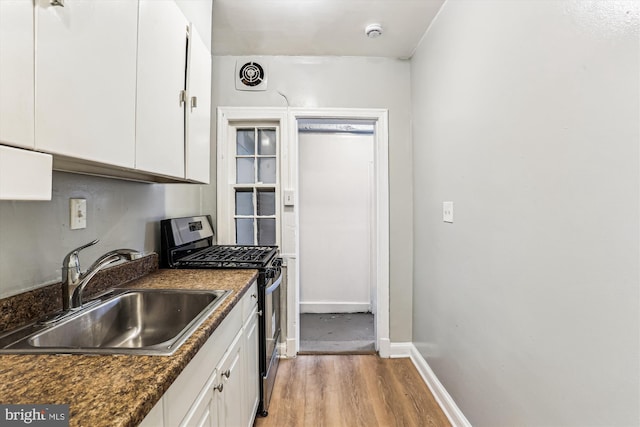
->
<box><xmin>288</xmin><ymin>108</ymin><xmax>390</xmax><ymax>357</ymax></box>
<box><xmin>299</xmin><ymin>302</ymin><xmax>371</xmax><ymax>313</ymax></box>
<box><xmin>378</xmin><ymin>338</ymin><xmax>391</xmax><ymax>358</ymax></box>
<box><xmin>389</xmin><ymin>342</ymin><xmax>413</xmax><ymax>358</ymax></box>
<box><xmin>390</xmin><ymin>343</ymin><xmax>472</xmax><ymax>427</ymax></box>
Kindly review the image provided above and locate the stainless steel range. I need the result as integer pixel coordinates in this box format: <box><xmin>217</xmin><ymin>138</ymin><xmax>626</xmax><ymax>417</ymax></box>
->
<box><xmin>160</xmin><ymin>215</ymin><xmax>282</xmax><ymax>417</ymax></box>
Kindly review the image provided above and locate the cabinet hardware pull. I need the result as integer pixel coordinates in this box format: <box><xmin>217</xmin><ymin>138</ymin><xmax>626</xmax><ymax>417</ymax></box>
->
<box><xmin>222</xmin><ymin>369</ymin><xmax>231</xmax><ymax>378</ymax></box>
<box><xmin>251</xmin><ymin>293</ymin><xmax>257</xmax><ymax>299</ymax></box>
<box><xmin>257</xmin><ymin>310</ymin><xmax>263</xmax><ymax>317</ymax></box>
<box><xmin>50</xmin><ymin>0</ymin><xmax>64</xmax><ymax>6</ymax></box>
<box><xmin>190</xmin><ymin>96</ymin><xmax>198</xmax><ymax>110</ymax></box>
<box><xmin>214</xmin><ymin>383</ymin><xmax>223</xmax><ymax>393</ymax></box>
<box><xmin>179</xmin><ymin>90</ymin><xmax>187</xmax><ymax>107</ymax></box>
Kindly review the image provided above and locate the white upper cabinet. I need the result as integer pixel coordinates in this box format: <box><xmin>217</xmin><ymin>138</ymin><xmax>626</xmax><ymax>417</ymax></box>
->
<box><xmin>34</xmin><ymin>0</ymin><xmax>137</xmax><ymax>168</ymax></box>
<box><xmin>135</xmin><ymin>0</ymin><xmax>188</xmax><ymax>178</ymax></box>
<box><xmin>0</xmin><ymin>0</ymin><xmax>34</xmax><ymax>149</ymax></box>
<box><xmin>0</xmin><ymin>145</ymin><xmax>52</xmax><ymax>201</ymax></box>
<box><xmin>186</xmin><ymin>25</ymin><xmax>212</xmax><ymax>184</ymax></box>
<box><xmin>136</xmin><ymin>1</ymin><xmax>212</xmax><ymax>182</ymax></box>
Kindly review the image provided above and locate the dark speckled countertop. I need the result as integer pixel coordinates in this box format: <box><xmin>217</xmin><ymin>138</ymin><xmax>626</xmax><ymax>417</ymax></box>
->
<box><xmin>0</xmin><ymin>267</ymin><xmax>259</xmax><ymax>427</ymax></box>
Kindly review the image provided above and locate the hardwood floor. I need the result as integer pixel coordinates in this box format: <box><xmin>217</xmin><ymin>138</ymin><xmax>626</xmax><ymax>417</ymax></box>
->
<box><xmin>254</xmin><ymin>355</ymin><xmax>451</xmax><ymax>427</ymax></box>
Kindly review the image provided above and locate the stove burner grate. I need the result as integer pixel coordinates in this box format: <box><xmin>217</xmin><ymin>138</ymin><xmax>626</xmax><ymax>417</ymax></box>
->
<box><xmin>179</xmin><ymin>245</ymin><xmax>277</xmax><ymax>265</ymax></box>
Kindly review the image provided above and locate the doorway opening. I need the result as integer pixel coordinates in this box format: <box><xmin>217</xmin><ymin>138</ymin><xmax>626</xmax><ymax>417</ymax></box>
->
<box><xmin>290</xmin><ymin>113</ymin><xmax>389</xmax><ymax>356</ymax></box>
<box><xmin>297</xmin><ymin>119</ymin><xmax>376</xmax><ymax>354</ymax></box>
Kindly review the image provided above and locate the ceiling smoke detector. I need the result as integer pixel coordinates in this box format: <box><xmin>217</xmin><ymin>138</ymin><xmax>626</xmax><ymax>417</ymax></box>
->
<box><xmin>365</xmin><ymin>23</ymin><xmax>383</xmax><ymax>38</ymax></box>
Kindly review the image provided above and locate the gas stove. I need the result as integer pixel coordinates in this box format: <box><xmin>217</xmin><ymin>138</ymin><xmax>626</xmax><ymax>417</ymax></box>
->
<box><xmin>159</xmin><ymin>215</ymin><xmax>282</xmax><ymax>417</ymax></box>
<box><xmin>160</xmin><ymin>215</ymin><xmax>279</xmax><ymax>269</ymax></box>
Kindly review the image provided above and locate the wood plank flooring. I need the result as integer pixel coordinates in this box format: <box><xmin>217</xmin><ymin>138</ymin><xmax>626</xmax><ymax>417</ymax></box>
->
<box><xmin>254</xmin><ymin>355</ymin><xmax>451</xmax><ymax>427</ymax></box>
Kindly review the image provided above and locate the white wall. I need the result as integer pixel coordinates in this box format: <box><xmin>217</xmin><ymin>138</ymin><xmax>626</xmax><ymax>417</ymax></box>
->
<box><xmin>411</xmin><ymin>0</ymin><xmax>639</xmax><ymax>425</ymax></box>
<box><xmin>298</xmin><ymin>131</ymin><xmax>374</xmax><ymax>313</ymax></box>
<box><xmin>0</xmin><ymin>172</ymin><xmax>204</xmax><ymax>298</ymax></box>
<box><xmin>211</xmin><ymin>55</ymin><xmax>413</xmax><ymax>341</ymax></box>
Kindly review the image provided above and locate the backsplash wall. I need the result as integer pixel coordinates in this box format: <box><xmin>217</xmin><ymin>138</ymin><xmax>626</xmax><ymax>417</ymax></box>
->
<box><xmin>0</xmin><ymin>171</ymin><xmax>206</xmax><ymax>298</ymax></box>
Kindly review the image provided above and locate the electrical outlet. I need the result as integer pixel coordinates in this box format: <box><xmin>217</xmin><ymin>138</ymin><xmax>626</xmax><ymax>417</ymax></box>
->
<box><xmin>70</xmin><ymin>198</ymin><xmax>87</xmax><ymax>230</ymax></box>
<box><xmin>443</xmin><ymin>201</ymin><xmax>453</xmax><ymax>223</ymax></box>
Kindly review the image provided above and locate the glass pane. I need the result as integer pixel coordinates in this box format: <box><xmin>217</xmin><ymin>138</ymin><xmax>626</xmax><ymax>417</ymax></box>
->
<box><xmin>236</xmin><ymin>158</ymin><xmax>255</xmax><ymax>184</ymax></box>
<box><xmin>235</xmin><ymin>189</ymin><xmax>254</xmax><ymax>216</ymax></box>
<box><xmin>236</xmin><ymin>218</ymin><xmax>254</xmax><ymax>245</ymax></box>
<box><xmin>258</xmin><ymin>158</ymin><xmax>276</xmax><ymax>183</ymax></box>
<box><xmin>258</xmin><ymin>129</ymin><xmax>277</xmax><ymax>155</ymax></box>
<box><xmin>257</xmin><ymin>218</ymin><xmax>276</xmax><ymax>245</ymax></box>
<box><xmin>257</xmin><ymin>189</ymin><xmax>275</xmax><ymax>216</ymax></box>
<box><xmin>236</xmin><ymin>129</ymin><xmax>255</xmax><ymax>155</ymax></box>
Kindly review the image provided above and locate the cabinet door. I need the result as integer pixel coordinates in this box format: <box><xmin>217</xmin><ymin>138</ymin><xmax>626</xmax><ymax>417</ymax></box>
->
<box><xmin>180</xmin><ymin>372</ymin><xmax>218</xmax><ymax>427</ymax></box>
<box><xmin>218</xmin><ymin>331</ymin><xmax>244</xmax><ymax>427</ymax></box>
<box><xmin>0</xmin><ymin>0</ymin><xmax>34</xmax><ymax>149</ymax></box>
<box><xmin>185</xmin><ymin>24</ymin><xmax>211</xmax><ymax>183</ymax></box>
<box><xmin>243</xmin><ymin>307</ymin><xmax>260</xmax><ymax>427</ymax></box>
<box><xmin>34</xmin><ymin>0</ymin><xmax>137</xmax><ymax>167</ymax></box>
<box><xmin>0</xmin><ymin>146</ymin><xmax>52</xmax><ymax>201</ymax></box>
<box><xmin>136</xmin><ymin>0</ymin><xmax>187</xmax><ymax>178</ymax></box>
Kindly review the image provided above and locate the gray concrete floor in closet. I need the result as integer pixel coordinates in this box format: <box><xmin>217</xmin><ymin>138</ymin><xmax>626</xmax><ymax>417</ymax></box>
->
<box><xmin>299</xmin><ymin>313</ymin><xmax>375</xmax><ymax>354</ymax></box>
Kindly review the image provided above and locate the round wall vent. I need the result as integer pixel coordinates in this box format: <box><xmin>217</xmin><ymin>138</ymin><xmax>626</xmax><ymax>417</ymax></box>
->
<box><xmin>238</xmin><ymin>62</ymin><xmax>265</xmax><ymax>87</ymax></box>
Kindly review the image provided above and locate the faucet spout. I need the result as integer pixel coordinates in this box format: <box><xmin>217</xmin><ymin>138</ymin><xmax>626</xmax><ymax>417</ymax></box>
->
<box><xmin>61</xmin><ymin>243</ymin><xmax>141</xmax><ymax>311</ymax></box>
<box><xmin>61</xmin><ymin>239</ymin><xmax>99</xmax><ymax>311</ymax></box>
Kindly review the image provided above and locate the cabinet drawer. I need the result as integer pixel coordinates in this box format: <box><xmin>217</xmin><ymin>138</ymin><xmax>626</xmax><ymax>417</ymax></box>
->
<box><xmin>241</xmin><ymin>281</ymin><xmax>258</xmax><ymax>322</ymax></box>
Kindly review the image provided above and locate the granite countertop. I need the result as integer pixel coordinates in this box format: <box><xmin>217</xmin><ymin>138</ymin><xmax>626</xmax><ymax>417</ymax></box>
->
<box><xmin>0</xmin><ymin>268</ymin><xmax>259</xmax><ymax>427</ymax></box>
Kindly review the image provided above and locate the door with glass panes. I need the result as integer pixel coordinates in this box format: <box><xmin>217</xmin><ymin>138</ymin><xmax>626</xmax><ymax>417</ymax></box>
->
<box><xmin>233</xmin><ymin>126</ymin><xmax>279</xmax><ymax>246</ymax></box>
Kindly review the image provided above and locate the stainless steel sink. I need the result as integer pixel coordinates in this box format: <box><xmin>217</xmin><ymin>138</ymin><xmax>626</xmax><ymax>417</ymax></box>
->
<box><xmin>0</xmin><ymin>289</ymin><xmax>230</xmax><ymax>355</ymax></box>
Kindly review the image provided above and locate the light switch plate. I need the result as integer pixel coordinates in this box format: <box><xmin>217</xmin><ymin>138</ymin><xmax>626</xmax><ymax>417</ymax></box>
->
<box><xmin>284</xmin><ymin>190</ymin><xmax>295</xmax><ymax>206</ymax></box>
<box><xmin>70</xmin><ymin>198</ymin><xmax>87</xmax><ymax>229</ymax></box>
<box><xmin>443</xmin><ymin>201</ymin><xmax>453</xmax><ymax>223</ymax></box>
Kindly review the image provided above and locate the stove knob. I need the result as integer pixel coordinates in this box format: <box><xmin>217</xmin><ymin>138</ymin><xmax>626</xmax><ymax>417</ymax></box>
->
<box><xmin>265</xmin><ymin>268</ymin><xmax>276</xmax><ymax>279</ymax></box>
<box><xmin>273</xmin><ymin>258</ymin><xmax>282</xmax><ymax>267</ymax></box>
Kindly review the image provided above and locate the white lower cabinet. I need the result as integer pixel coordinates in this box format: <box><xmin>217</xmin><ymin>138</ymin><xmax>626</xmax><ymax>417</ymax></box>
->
<box><xmin>242</xmin><ymin>306</ymin><xmax>260</xmax><ymax>427</ymax></box>
<box><xmin>180</xmin><ymin>367</ymin><xmax>220</xmax><ymax>427</ymax></box>
<box><xmin>216</xmin><ymin>330</ymin><xmax>244</xmax><ymax>427</ymax></box>
<box><xmin>140</xmin><ymin>282</ymin><xmax>259</xmax><ymax>427</ymax></box>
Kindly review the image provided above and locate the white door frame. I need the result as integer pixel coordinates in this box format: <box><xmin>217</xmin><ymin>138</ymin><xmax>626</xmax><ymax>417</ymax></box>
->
<box><xmin>217</xmin><ymin>107</ymin><xmax>390</xmax><ymax>358</ymax></box>
<box><xmin>286</xmin><ymin>108</ymin><xmax>390</xmax><ymax>357</ymax></box>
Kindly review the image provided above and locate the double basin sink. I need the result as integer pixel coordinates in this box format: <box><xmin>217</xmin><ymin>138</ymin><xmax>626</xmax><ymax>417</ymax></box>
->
<box><xmin>0</xmin><ymin>288</ymin><xmax>230</xmax><ymax>355</ymax></box>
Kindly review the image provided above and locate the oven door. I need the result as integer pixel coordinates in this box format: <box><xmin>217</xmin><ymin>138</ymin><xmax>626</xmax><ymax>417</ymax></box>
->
<box><xmin>261</xmin><ymin>268</ymin><xmax>282</xmax><ymax>415</ymax></box>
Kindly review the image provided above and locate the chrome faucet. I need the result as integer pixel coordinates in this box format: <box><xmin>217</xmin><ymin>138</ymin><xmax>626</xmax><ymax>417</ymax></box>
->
<box><xmin>61</xmin><ymin>240</ymin><xmax>141</xmax><ymax>310</ymax></box>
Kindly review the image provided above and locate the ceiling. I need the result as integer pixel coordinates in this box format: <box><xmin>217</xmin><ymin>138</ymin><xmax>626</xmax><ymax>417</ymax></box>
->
<box><xmin>211</xmin><ymin>0</ymin><xmax>446</xmax><ymax>59</ymax></box>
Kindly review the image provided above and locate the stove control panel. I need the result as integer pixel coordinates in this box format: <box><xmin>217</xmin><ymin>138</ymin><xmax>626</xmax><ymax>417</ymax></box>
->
<box><xmin>169</xmin><ymin>216</ymin><xmax>215</xmax><ymax>246</ymax></box>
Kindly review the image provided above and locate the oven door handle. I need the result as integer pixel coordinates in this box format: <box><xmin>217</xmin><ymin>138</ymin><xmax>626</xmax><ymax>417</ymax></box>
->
<box><xmin>265</xmin><ymin>271</ymin><xmax>282</xmax><ymax>295</ymax></box>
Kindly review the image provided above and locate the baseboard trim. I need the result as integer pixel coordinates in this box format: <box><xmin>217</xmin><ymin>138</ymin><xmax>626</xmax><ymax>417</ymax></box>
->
<box><xmin>300</xmin><ymin>302</ymin><xmax>371</xmax><ymax>313</ymax></box>
<box><xmin>378</xmin><ymin>337</ymin><xmax>391</xmax><ymax>358</ymax></box>
<box><xmin>390</xmin><ymin>342</ymin><xmax>471</xmax><ymax>427</ymax></box>
<box><xmin>277</xmin><ymin>342</ymin><xmax>285</xmax><ymax>355</ymax></box>
<box><xmin>389</xmin><ymin>342</ymin><xmax>413</xmax><ymax>358</ymax></box>
<box><xmin>280</xmin><ymin>338</ymin><xmax>297</xmax><ymax>357</ymax></box>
